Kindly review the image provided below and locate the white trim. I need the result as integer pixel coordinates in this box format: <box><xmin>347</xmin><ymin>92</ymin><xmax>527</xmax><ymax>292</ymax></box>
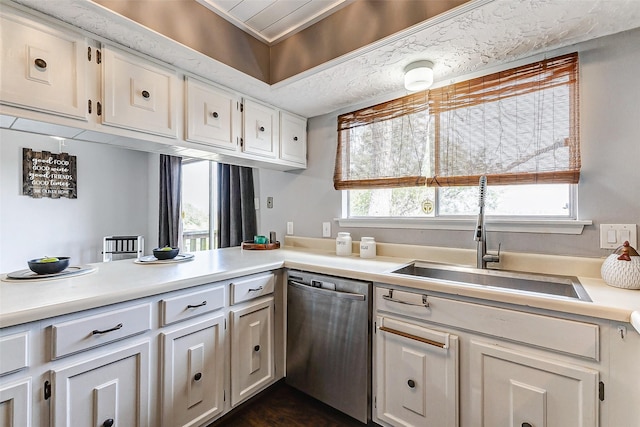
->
<box><xmin>336</xmin><ymin>217</ymin><xmax>592</xmax><ymax>235</ymax></box>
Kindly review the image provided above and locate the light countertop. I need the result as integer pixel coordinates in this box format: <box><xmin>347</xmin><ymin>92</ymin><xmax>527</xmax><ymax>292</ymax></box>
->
<box><xmin>2</xmin><ymin>238</ymin><xmax>640</xmax><ymax>331</ymax></box>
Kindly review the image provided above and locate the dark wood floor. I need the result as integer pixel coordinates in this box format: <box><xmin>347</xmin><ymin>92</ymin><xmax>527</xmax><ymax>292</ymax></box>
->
<box><xmin>210</xmin><ymin>381</ymin><xmax>368</xmax><ymax>427</ymax></box>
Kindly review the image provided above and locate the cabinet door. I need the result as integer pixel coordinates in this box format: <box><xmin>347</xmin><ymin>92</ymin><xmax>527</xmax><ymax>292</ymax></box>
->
<box><xmin>375</xmin><ymin>316</ymin><xmax>458</xmax><ymax>427</ymax></box>
<box><xmin>0</xmin><ymin>10</ymin><xmax>87</xmax><ymax>120</ymax></box>
<box><xmin>160</xmin><ymin>315</ymin><xmax>225</xmax><ymax>427</ymax></box>
<box><xmin>230</xmin><ymin>297</ymin><xmax>274</xmax><ymax>406</ymax></box>
<box><xmin>242</xmin><ymin>99</ymin><xmax>277</xmax><ymax>158</ymax></box>
<box><xmin>51</xmin><ymin>341</ymin><xmax>150</xmax><ymax>427</ymax></box>
<box><xmin>102</xmin><ymin>45</ymin><xmax>177</xmax><ymax>137</ymax></box>
<box><xmin>0</xmin><ymin>379</ymin><xmax>30</xmax><ymax>427</ymax></box>
<box><xmin>279</xmin><ymin>111</ymin><xmax>306</xmax><ymax>166</ymax></box>
<box><xmin>470</xmin><ymin>340</ymin><xmax>598</xmax><ymax>427</ymax></box>
<box><xmin>185</xmin><ymin>77</ymin><xmax>239</xmax><ymax>151</ymax></box>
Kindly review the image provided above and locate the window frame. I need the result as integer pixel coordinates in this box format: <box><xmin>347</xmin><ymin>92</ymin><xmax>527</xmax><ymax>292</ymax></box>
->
<box><xmin>337</xmin><ymin>52</ymin><xmax>586</xmax><ymax>232</ymax></box>
<box><xmin>181</xmin><ymin>158</ymin><xmax>218</xmax><ymax>251</ymax></box>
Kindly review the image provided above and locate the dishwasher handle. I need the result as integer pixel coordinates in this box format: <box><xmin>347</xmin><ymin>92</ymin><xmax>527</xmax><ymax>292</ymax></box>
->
<box><xmin>288</xmin><ymin>280</ymin><xmax>366</xmax><ymax>301</ymax></box>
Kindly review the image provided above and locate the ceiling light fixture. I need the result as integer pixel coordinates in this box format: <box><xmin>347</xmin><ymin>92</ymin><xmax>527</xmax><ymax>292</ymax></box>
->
<box><xmin>404</xmin><ymin>60</ymin><xmax>434</xmax><ymax>91</ymax></box>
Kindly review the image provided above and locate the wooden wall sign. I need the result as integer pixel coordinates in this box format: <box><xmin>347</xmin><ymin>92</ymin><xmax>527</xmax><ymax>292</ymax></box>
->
<box><xmin>22</xmin><ymin>148</ymin><xmax>78</xmax><ymax>199</ymax></box>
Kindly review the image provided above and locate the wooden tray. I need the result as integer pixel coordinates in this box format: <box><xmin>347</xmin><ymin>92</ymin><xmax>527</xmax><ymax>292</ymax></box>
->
<box><xmin>241</xmin><ymin>241</ymin><xmax>280</xmax><ymax>250</ymax></box>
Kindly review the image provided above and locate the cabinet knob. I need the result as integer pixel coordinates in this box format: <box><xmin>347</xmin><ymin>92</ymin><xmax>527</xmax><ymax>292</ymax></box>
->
<box><xmin>194</xmin><ymin>372</ymin><xmax>202</xmax><ymax>381</ymax></box>
<box><xmin>212</xmin><ymin>111</ymin><xmax>219</xmax><ymax>118</ymax></box>
<box><xmin>102</xmin><ymin>419</ymin><xmax>114</xmax><ymax>427</ymax></box>
<box><xmin>522</xmin><ymin>423</ymin><xmax>532</xmax><ymax>427</ymax></box>
<box><xmin>259</xmin><ymin>126</ymin><xmax>265</xmax><ymax>132</ymax></box>
<box><xmin>142</xmin><ymin>90</ymin><xmax>150</xmax><ymax>99</ymax></box>
<box><xmin>34</xmin><ymin>58</ymin><xmax>47</xmax><ymax>69</ymax></box>
<box><xmin>254</xmin><ymin>345</ymin><xmax>260</xmax><ymax>352</ymax></box>
<box><xmin>407</xmin><ymin>379</ymin><xmax>416</xmax><ymax>388</ymax></box>
<box><xmin>293</xmin><ymin>136</ymin><xmax>298</xmax><ymax>141</ymax></box>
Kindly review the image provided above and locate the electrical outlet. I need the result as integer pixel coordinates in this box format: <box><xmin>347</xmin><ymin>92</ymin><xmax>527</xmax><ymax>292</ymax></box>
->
<box><xmin>322</xmin><ymin>222</ymin><xmax>331</xmax><ymax>237</ymax></box>
<box><xmin>287</xmin><ymin>222</ymin><xmax>294</xmax><ymax>235</ymax></box>
<box><xmin>600</xmin><ymin>224</ymin><xmax>637</xmax><ymax>249</ymax></box>
<box><xmin>267</xmin><ymin>197</ymin><xmax>273</xmax><ymax>209</ymax></box>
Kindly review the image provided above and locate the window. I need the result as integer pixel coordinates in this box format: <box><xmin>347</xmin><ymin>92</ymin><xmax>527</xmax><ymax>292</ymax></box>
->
<box><xmin>336</xmin><ymin>53</ymin><xmax>579</xmax><ymax>219</ymax></box>
<box><xmin>181</xmin><ymin>159</ymin><xmax>217</xmax><ymax>250</ymax></box>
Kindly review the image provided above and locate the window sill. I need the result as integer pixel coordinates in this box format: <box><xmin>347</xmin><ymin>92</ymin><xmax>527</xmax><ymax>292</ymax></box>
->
<box><xmin>336</xmin><ymin>217</ymin><xmax>592</xmax><ymax>235</ymax></box>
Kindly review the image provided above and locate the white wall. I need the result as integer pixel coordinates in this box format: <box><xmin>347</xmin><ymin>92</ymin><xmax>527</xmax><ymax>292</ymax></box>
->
<box><xmin>0</xmin><ymin>129</ymin><xmax>153</xmax><ymax>272</ymax></box>
<box><xmin>257</xmin><ymin>28</ymin><xmax>640</xmax><ymax>258</ymax></box>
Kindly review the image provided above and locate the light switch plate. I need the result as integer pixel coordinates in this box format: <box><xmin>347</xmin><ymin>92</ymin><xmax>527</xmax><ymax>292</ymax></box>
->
<box><xmin>322</xmin><ymin>222</ymin><xmax>331</xmax><ymax>237</ymax></box>
<box><xmin>287</xmin><ymin>222</ymin><xmax>294</xmax><ymax>235</ymax></box>
<box><xmin>600</xmin><ymin>224</ymin><xmax>637</xmax><ymax>249</ymax></box>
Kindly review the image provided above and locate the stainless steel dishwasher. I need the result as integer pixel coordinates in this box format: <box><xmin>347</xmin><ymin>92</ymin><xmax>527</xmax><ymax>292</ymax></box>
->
<box><xmin>286</xmin><ymin>270</ymin><xmax>371</xmax><ymax>424</ymax></box>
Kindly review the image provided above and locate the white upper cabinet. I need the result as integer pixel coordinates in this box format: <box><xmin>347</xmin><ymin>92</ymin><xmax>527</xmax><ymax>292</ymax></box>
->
<box><xmin>101</xmin><ymin>45</ymin><xmax>177</xmax><ymax>138</ymax></box>
<box><xmin>0</xmin><ymin>9</ymin><xmax>88</xmax><ymax>120</ymax></box>
<box><xmin>0</xmin><ymin>5</ymin><xmax>307</xmax><ymax>170</ymax></box>
<box><xmin>279</xmin><ymin>111</ymin><xmax>307</xmax><ymax>167</ymax></box>
<box><xmin>242</xmin><ymin>99</ymin><xmax>278</xmax><ymax>158</ymax></box>
<box><xmin>185</xmin><ymin>76</ymin><xmax>239</xmax><ymax>151</ymax></box>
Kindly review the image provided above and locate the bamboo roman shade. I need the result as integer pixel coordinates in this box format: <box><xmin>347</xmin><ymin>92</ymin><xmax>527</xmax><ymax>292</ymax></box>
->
<box><xmin>334</xmin><ymin>53</ymin><xmax>580</xmax><ymax>190</ymax></box>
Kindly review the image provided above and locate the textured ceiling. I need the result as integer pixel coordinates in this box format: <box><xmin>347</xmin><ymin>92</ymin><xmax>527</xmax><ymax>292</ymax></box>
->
<box><xmin>9</xmin><ymin>0</ymin><xmax>640</xmax><ymax>118</ymax></box>
<box><xmin>195</xmin><ymin>0</ymin><xmax>352</xmax><ymax>44</ymax></box>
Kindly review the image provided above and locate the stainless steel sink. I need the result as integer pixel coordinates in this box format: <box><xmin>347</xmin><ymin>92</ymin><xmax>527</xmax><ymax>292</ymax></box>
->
<box><xmin>390</xmin><ymin>261</ymin><xmax>591</xmax><ymax>301</ymax></box>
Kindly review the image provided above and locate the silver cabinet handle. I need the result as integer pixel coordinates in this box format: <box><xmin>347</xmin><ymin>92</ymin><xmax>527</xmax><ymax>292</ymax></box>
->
<box><xmin>288</xmin><ymin>280</ymin><xmax>365</xmax><ymax>300</ymax></box>
<box><xmin>382</xmin><ymin>290</ymin><xmax>429</xmax><ymax>307</ymax></box>
<box><xmin>92</xmin><ymin>323</ymin><xmax>123</xmax><ymax>335</ymax></box>
<box><xmin>379</xmin><ymin>326</ymin><xmax>445</xmax><ymax>348</ymax></box>
<box><xmin>187</xmin><ymin>301</ymin><xmax>207</xmax><ymax>309</ymax></box>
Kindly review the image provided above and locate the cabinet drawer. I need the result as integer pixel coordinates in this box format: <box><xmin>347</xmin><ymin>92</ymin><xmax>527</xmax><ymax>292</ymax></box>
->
<box><xmin>231</xmin><ymin>273</ymin><xmax>274</xmax><ymax>305</ymax></box>
<box><xmin>161</xmin><ymin>284</ymin><xmax>226</xmax><ymax>326</ymax></box>
<box><xmin>0</xmin><ymin>332</ymin><xmax>28</xmax><ymax>375</ymax></box>
<box><xmin>51</xmin><ymin>303</ymin><xmax>151</xmax><ymax>359</ymax></box>
<box><xmin>376</xmin><ymin>287</ymin><xmax>599</xmax><ymax>360</ymax></box>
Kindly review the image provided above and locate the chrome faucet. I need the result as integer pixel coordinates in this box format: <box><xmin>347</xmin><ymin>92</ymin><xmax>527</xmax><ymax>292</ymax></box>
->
<box><xmin>475</xmin><ymin>176</ymin><xmax>500</xmax><ymax>269</ymax></box>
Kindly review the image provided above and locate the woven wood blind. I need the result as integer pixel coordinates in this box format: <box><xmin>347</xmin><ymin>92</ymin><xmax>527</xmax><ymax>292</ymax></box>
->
<box><xmin>334</xmin><ymin>53</ymin><xmax>580</xmax><ymax>190</ymax></box>
<box><xmin>334</xmin><ymin>91</ymin><xmax>431</xmax><ymax>189</ymax></box>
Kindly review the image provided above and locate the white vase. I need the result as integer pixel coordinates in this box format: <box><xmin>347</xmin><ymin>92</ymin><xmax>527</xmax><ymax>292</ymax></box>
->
<box><xmin>601</xmin><ymin>254</ymin><xmax>640</xmax><ymax>289</ymax></box>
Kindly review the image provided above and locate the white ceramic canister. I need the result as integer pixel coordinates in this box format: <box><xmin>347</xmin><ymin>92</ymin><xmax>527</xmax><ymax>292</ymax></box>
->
<box><xmin>360</xmin><ymin>237</ymin><xmax>376</xmax><ymax>258</ymax></box>
<box><xmin>336</xmin><ymin>232</ymin><xmax>353</xmax><ymax>256</ymax></box>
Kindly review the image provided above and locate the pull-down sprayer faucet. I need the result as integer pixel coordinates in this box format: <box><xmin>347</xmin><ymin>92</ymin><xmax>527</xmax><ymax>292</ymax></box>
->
<box><xmin>475</xmin><ymin>176</ymin><xmax>500</xmax><ymax>269</ymax></box>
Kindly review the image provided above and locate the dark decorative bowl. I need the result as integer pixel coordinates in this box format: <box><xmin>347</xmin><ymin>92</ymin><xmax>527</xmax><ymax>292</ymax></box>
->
<box><xmin>27</xmin><ymin>257</ymin><xmax>70</xmax><ymax>275</ymax></box>
<box><xmin>153</xmin><ymin>247</ymin><xmax>179</xmax><ymax>260</ymax></box>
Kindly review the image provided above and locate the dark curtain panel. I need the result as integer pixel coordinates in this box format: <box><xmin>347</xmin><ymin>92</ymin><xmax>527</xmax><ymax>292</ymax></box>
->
<box><xmin>217</xmin><ymin>164</ymin><xmax>257</xmax><ymax>248</ymax></box>
<box><xmin>159</xmin><ymin>154</ymin><xmax>182</xmax><ymax>248</ymax></box>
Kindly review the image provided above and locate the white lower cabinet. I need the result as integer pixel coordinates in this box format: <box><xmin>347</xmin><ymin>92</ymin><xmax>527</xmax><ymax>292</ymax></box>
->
<box><xmin>160</xmin><ymin>314</ymin><xmax>225</xmax><ymax>427</ymax></box>
<box><xmin>470</xmin><ymin>340</ymin><xmax>599</xmax><ymax>427</ymax></box>
<box><xmin>50</xmin><ymin>341</ymin><xmax>150</xmax><ymax>427</ymax></box>
<box><xmin>375</xmin><ymin>316</ymin><xmax>458</xmax><ymax>427</ymax></box>
<box><xmin>373</xmin><ymin>285</ymin><xmax>612</xmax><ymax>427</ymax></box>
<box><xmin>230</xmin><ymin>296</ymin><xmax>275</xmax><ymax>406</ymax></box>
<box><xmin>0</xmin><ymin>378</ymin><xmax>31</xmax><ymax>427</ymax></box>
